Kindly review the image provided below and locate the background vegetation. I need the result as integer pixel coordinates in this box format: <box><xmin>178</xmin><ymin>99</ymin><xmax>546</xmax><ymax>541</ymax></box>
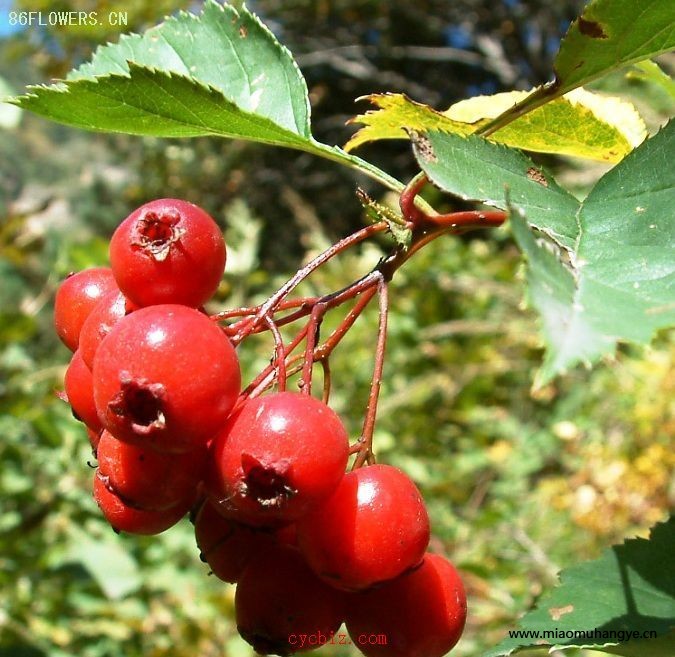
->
<box><xmin>0</xmin><ymin>1</ymin><xmax>673</xmax><ymax>656</ymax></box>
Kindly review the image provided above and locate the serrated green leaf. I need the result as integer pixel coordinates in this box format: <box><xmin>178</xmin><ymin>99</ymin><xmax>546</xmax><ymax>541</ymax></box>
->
<box><xmin>599</xmin><ymin>630</ymin><xmax>675</xmax><ymax>657</ymax></box>
<box><xmin>512</xmin><ymin>121</ymin><xmax>675</xmax><ymax>387</ymax></box>
<box><xmin>346</xmin><ymin>89</ymin><xmax>645</xmax><ymax>162</ymax></box>
<box><xmin>411</xmin><ymin>130</ymin><xmax>581</xmax><ymax>249</ymax></box>
<box><xmin>69</xmin><ymin>0</ymin><xmax>309</xmax><ymax>137</ymax></box>
<box><xmin>12</xmin><ymin>1</ymin><xmax>309</xmax><ymax>145</ymax></box>
<box><xmin>483</xmin><ymin>516</ymin><xmax>675</xmax><ymax>657</ymax></box>
<box><xmin>8</xmin><ymin>0</ymin><xmax>400</xmax><ymax>192</ymax></box>
<box><xmin>15</xmin><ymin>63</ymin><xmax>311</xmax><ymax>146</ymax></box>
<box><xmin>510</xmin><ymin>208</ymin><xmax>614</xmax><ymax>387</ymax></box>
<box><xmin>555</xmin><ymin>0</ymin><xmax>675</xmax><ymax>96</ymax></box>
<box><xmin>414</xmin><ymin>121</ymin><xmax>675</xmax><ymax>385</ymax></box>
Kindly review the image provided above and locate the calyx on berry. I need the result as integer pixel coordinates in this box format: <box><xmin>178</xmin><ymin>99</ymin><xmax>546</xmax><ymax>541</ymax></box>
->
<box><xmin>109</xmin><ymin>198</ymin><xmax>226</xmax><ymax>308</ymax></box>
<box><xmin>207</xmin><ymin>391</ymin><xmax>349</xmax><ymax>526</ymax></box>
<box><xmin>93</xmin><ymin>304</ymin><xmax>241</xmax><ymax>452</ymax></box>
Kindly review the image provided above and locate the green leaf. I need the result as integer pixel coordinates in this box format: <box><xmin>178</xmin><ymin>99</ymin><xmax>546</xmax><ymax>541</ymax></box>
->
<box><xmin>411</xmin><ymin>130</ymin><xmax>581</xmax><ymax>249</ymax></box>
<box><xmin>346</xmin><ymin>89</ymin><xmax>645</xmax><ymax>162</ymax></box>
<box><xmin>555</xmin><ymin>0</ymin><xmax>675</xmax><ymax>96</ymax></box>
<box><xmin>628</xmin><ymin>61</ymin><xmax>675</xmax><ymax>104</ymax></box>
<box><xmin>512</xmin><ymin>120</ymin><xmax>675</xmax><ymax>386</ymax></box>
<box><xmin>483</xmin><ymin>516</ymin><xmax>675</xmax><ymax>657</ymax></box>
<box><xmin>414</xmin><ymin>121</ymin><xmax>675</xmax><ymax>385</ymax></box>
<box><xmin>8</xmin><ymin>0</ymin><xmax>400</xmax><ymax>192</ymax></box>
<box><xmin>600</xmin><ymin>630</ymin><xmax>675</xmax><ymax>657</ymax></box>
<box><xmin>14</xmin><ymin>63</ymin><xmax>311</xmax><ymax>146</ymax></box>
<box><xmin>18</xmin><ymin>0</ymin><xmax>310</xmax><ymax>141</ymax></box>
<box><xmin>476</xmin><ymin>1</ymin><xmax>675</xmax><ymax>138</ymax></box>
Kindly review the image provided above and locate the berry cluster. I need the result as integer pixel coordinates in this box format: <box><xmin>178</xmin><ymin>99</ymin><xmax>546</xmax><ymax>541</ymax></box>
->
<box><xmin>55</xmin><ymin>198</ymin><xmax>466</xmax><ymax>657</ymax></box>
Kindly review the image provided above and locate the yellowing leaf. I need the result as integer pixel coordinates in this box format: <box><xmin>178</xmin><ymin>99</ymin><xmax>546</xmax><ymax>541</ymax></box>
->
<box><xmin>562</xmin><ymin>88</ymin><xmax>646</xmax><ymax>149</ymax></box>
<box><xmin>344</xmin><ymin>94</ymin><xmax>473</xmax><ymax>152</ymax></box>
<box><xmin>345</xmin><ymin>89</ymin><xmax>646</xmax><ymax>162</ymax></box>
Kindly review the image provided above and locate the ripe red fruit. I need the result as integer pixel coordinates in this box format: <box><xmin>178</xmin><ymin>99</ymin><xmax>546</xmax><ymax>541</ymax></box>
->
<box><xmin>345</xmin><ymin>553</ymin><xmax>467</xmax><ymax>657</ymax></box>
<box><xmin>194</xmin><ymin>500</ymin><xmax>290</xmax><ymax>583</ymax></box>
<box><xmin>207</xmin><ymin>392</ymin><xmax>349</xmax><ymax>526</ymax></box>
<box><xmin>93</xmin><ymin>304</ymin><xmax>240</xmax><ymax>453</ymax></box>
<box><xmin>109</xmin><ymin>198</ymin><xmax>226</xmax><ymax>308</ymax></box>
<box><xmin>86</xmin><ymin>427</ymin><xmax>102</xmax><ymax>451</ymax></box>
<box><xmin>54</xmin><ymin>268</ymin><xmax>117</xmax><ymax>351</ymax></box>
<box><xmin>235</xmin><ymin>545</ymin><xmax>345</xmax><ymax>655</ymax></box>
<box><xmin>79</xmin><ymin>290</ymin><xmax>137</xmax><ymax>370</ymax></box>
<box><xmin>93</xmin><ymin>474</ymin><xmax>191</xmax><ymax>535</ymax></box>
<box><xmin>63</xmin><ymin>350</ymin><xmax>103</xmax><ymax>433</ymax></box>
<box><xmin>97</xmin><ymin>430</ymin><xmax>206</xmax><ymax>511</ymax></box>
<box><xmin>297</xmin><ymin>464</ymin><xmax>430</xmax><ymax>591</ymax></box>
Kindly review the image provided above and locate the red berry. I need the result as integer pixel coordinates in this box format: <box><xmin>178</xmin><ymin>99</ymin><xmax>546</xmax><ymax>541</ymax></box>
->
<box><xmin>64</xmin><ymin>350</ymin><xmax>103</xmax><ymax>433</ymax></box>
<box><xmin>54</xmin><ymin>268</ymin><xmax>117</xmax><ymax>351</ymax></box>
<box><xmin>345</xmin><ymin>553</ymin><xmax>467</xmax><ymax>657</ymax></box>
<box><xmin>297</xmin><ymin>464</ymin><xmax>430</xmax><ymax>591</ymax></box>
<box><xmin>275</xmin><ymin>523</ymin><xmax>299</xmax><ymax>548</ymax></box>
<box><xmin>93</xmin><ymin>304</ymin><xmax>240</xmax><ymax>453</ymax></box>
<box><xmin>109</xmin><ymin>199</ymin><xmax>226</xmax><ymax>308</ymax></box>
<box><xmin>79</xmin><ymin>290</ymin><xmax>137</xmax><ymax>370</ymax></box>
<box><xmin>93</xmin><ymin>474</ymin><xmax>191</xmax><ymax>535</ymax></box>
<box><xmin>235</xmin><ymin>545</ymin><xmax>345</xmax><ymax>655</ymax></box>
<box><xmin>86</xmin><ymin>427</ymin><xmax>102</xmax><ymax>451</ymax></box>
<box><xmin>207</xmin><ymin>392</ymin><xmax>349</xmax><ymax>526</ymax></box>
<box><xmin>194</xmin><ymin>500</ymin><xmax>287</xmax><ymax>583</ymax></box>
<box><xmin>97</xmin><ymin>430</ymin><xmax>206</xmax><ymax>511</ymax></box>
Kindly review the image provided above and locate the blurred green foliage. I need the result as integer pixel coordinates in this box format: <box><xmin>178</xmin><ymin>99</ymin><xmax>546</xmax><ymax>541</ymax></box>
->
<box><xmin>1</xmin><ymin>2</ymin><xmax>673</xmax><ymax>656</ymax></box>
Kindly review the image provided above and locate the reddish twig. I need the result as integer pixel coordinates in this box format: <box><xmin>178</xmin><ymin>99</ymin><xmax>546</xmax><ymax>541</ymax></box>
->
<box><xmin>243</xmin><ymin>325</ymin><xmax>309</xmax><ymax>400</ymax></box>
<box><xmin>315</xmin><ymin>285</ymin><xmax>378</xmax><ymax>360</ymax></box>
<box><xmin>229</xmin><ymin>171</ymin><xmax>507</xmax><ymax>464</ymax></box>
<box><xmin>399</xmin><ymin>173</ymin><xmax>507</xmax><ymax>232</ymax></box>
<box><xmin>263</xmin><ymin>313</ymin><xmax>287</xmax><ymax>393</ymax></box>
<box><xmin>399</xmin><ymin>172</ymin><xmax>428</xmax><ymax>226</ymax></box>
<box><xmin>232</xmin><ymin>222</ymin><xmax>387</xmax><ymax>344</ymax></box>
<box><xmin>246</xmin><ymin>280</ymin><xmax>380</xmax><ymax>400</ymax></box>
<box><xmin>300</xmin><ymin>302</ymin><xmax>327</xmax><ymax>396</ymax></box>
<box><xmin>352</xmin><ymin>275</ymin><xmax>388</xmax><ymax>469</ymax></box>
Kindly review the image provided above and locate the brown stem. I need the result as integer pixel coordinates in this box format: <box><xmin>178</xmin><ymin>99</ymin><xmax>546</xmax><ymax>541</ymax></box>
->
<box><xmin>300</xmin><ymin>273</ymin><xmax>382</xmax><ymax>393</ymax></box>
<box><xmin>232</xmin><ymin>173</ymin><xmax>506</xmax><ymax>461</ymax></box>
<box><xmin>300</xmin><ymin>302</ymin><xmax>327</xmax><ymax>396</ymax></box>
<box><xmin>263</xmin><ymin>314</ymin><xmax>287</xmax><ymax>393</ymax></box>
<box><xmin>399</xmin><ymin>172</ymin><xmax>429</xmax><ymax>226</ymax></box>
<box><xmin>426</xmin><ymin>209</ymin><xmax>506</xmax><ymax>230</ymax></box>
<box><xmin>352</xmin><ymin>275</ymin><xmax>388</xmax><ymax>469</ymax></box>
<box><xmin>213</xmin><ymin>297</ymin><xmax>319</xmax><ymax>325</ymax></box>
<box><xmin>315</xmin><ymin>286</ymin><xmax>378</xmax><ymax>360</ymax></box>
<box><xmin>249</xmin><ymin>283</ymin><xmax>379</xmax><ymax>399</ymax></box>
<box><xmin>400</xmin><ymin>174</ymin><xmax>507</xmax><ymax>230</ymax></box>
<box><xmin>243</xmin><ymin>326</ymin><xmax>308</xmax><ymax>399</ymax></box>
<box><xmin>233</xmin><ymin>222</ymin><xmax>388</xmax><ymax>343</ymax></box>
